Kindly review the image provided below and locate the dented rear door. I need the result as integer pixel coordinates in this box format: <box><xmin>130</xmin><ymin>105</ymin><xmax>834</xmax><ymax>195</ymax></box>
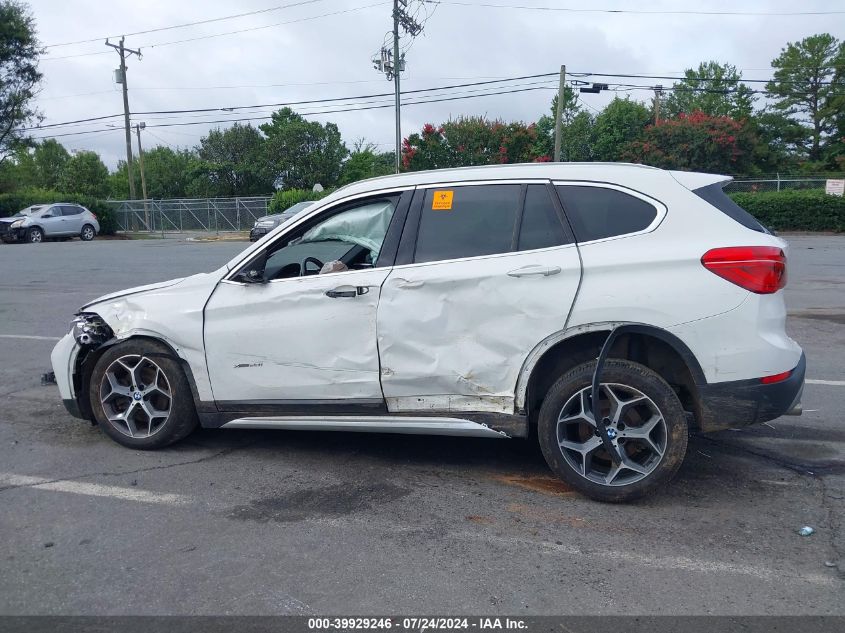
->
<box><xmin>377</xmin><ymin>181</ymin><xmax>582</xmax><ymax>415</ymax></box>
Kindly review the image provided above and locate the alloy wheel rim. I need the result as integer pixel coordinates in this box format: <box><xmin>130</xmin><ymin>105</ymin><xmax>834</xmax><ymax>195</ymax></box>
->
<box><xmin>30</xmin><ymin>230</ymin><xmax>41</xmax><ymax>243</ymax></box>
<box><xmin>99</xmin><ymin>355</ymin><xmax>172</xmax><ymax>438</ymax></box>
<box><xmin>83</xmin><ymin>228</ymin><xmax>94</xmax><ymax>239</ymax></box>
<box><xmin>556</xmin><ymin>383</ymin><xmax>667</xmax><ymax>487</ymax></box>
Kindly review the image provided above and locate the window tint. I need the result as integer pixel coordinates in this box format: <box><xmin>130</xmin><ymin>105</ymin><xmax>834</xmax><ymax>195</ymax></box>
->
<box><xmin>694</xmin><ymin>183</ymin><xmax>767</xmax><ymax>233</ymax></box>
<box><xmin>414</xmin><ymin>185</ymin><xmax>521</xmax><ymax>263</ymax></box>
<box><xmin>61</xmin><ymin>205</ymin><xmax>82</xmax><ymax>216</ymax></box>
<box><xmin>555</xmin><ymin>185</ymin><xmax>657</xmax><ymax>242</ymax></box>
<box><xmin>518</xmin><ymin>185</ymin><xmax>568</xmax><ymax>251</ymax></box>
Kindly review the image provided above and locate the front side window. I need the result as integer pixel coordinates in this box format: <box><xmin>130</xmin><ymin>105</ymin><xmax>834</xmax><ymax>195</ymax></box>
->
<box><xmin>253</xmin><ymin>197</ymin><xmax>397</xmax><ymax>281</ymax></box>
<box><xmin>555</xmin><ymin>185</ymin><xmax>658</xmax><ymax>242</ymax></box>
<box><xmin>414</xmin><ymin>184</ymin><xmax>521</xmax><ymax>263</ymax></box>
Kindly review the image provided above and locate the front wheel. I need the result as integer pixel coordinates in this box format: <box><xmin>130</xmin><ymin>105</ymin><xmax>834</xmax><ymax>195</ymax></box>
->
<box><xmin>80</xmin><ymin>224</ymin><xmax>96</xmax><ymax>241</ymax></box>
<box><xmin>537</xmin><ymin>359</ymin><xmax>688</xmax><ymax>502</ymax></box>
<box><xmin>89</xmin><ymin>339</ymin><xmax>198</xmax><ymax>449</ymax></box>
<box><xmin>27</xmin><ymin>227</ymin><xmax>43</xmax><ymax>243</ymax></box>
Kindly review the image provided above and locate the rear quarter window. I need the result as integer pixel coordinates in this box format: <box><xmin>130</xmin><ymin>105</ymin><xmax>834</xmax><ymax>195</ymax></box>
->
<box><xmin>555</xmin><ymin>185</ymin><xmax>658</xmax><ymax>242</ymax></box>
<box><xmin>693</xmin><ymin>183</ymin><xmax>768</xmax><ymax>233</ymax></box>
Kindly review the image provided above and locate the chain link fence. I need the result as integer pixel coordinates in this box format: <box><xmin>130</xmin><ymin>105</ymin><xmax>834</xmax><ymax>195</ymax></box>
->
<box><xmin>723</xmin><ymin>176</ymin><xmax>842</xmax><ymax>194</ymax></box>
<box><xmin>108</xmin><ymin>176</ymin><xmax>843</xmax><ymax>233</ymax></box>
<box><xmin>107</xmin><ymin>196</ymin><xmax>272</xmax><ymax>233</ymax></box>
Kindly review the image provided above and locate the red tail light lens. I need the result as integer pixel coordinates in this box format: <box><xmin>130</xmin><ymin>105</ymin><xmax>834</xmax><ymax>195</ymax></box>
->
<box><xmin>91</xmin><ymin>213</ymin><xmax>98</xmax><ymax>220</ymax></box>
<box><xmin>701</xmin><ymin>246</ymin><xmax>786</xmax><ymax>294</ymax></box>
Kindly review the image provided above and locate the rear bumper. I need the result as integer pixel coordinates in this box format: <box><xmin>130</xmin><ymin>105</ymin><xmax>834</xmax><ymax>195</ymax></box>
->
<box><xmin>696</xmin><ymin>352</ymin><xmax>805</xmax><ymax>432</ymax></box>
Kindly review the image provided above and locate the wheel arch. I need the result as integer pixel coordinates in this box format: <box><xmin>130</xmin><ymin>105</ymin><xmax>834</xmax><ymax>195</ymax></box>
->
<box><xmin>517</xmin><ymin>322</ymin><xmax>706</xmax><ymax>429</ymax></box>
<box><xmin>75</xmin><ymin>334</ymin><xmax>207</xmax><ymax>421</ymax></box>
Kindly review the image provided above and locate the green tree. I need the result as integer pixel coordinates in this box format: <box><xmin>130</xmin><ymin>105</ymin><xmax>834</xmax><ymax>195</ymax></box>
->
<box><xmin>340</xmin><ymin>140</ymin><xmax>394</xmax><ymax>185</ymax></box>
<box><xmin>401</xmin><ymin>118</ymin><xmax>540</xmax><ymax>171</ymax></box>
<box><xmin>193</xmin><ymin>123</ymin><xmax>271</xmax><ymax>196</ymax></box>
<box><xmin>559</xmin><ymin>111</ymin><xmax>593</xmax><ymax>162</ymax></box>
<box><xmin>665</xmin><ymin>61</ymin><xmax>755</xmax><ymax>119</ymax></box>
<box><xmin>0</xmin><ymin>1</ymin><xmax>42</xmax><ymax>162</ymax></box>
<box><xmin>533</xmin><ymin>87</ymin><xmax>582</xmax><ymax>158</ymax></box>
<box><xmin>592</xmin><ymin>97</ymin><xmax>651</xmax><ymax>161</ymax></box>
<box><xmin>622</xmin><ymin>111</ymin><xmax>757</xmax><ymax>175</ymax></box>
<box><xmin>260</xmin><ymin>108</ymin><xmax>347</xmax><ymax>190</ymax></box>
<box><xmin>58</xmin><ymin>150</ymin><xmax>109</xmax><ymax>197</ymax></box>
<box><xmin>110</xmin><ymin>146</ymin><xmax>197</xmax><ymax>199</ymax></box>
<box><xmin>766</xmin><ymin>33</ymin><xmax>845</xmax><ymax>161</ymax></box>
<box><xmin>31</xmin><ymin>138</ymin><xmax>69</xmax><ymax>188</ymax></box>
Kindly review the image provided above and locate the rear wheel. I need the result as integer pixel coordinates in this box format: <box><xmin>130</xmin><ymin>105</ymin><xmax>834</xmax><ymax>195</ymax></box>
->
<box><xmin>27</xmin><ymin>227</ymin><xmax>43</xmax><ymax>243</ymax></box>
<box><xmin>89</xmin><ymin>339</ymin><xmax>198</xmax><ymax>449</ymax></box>
<box><xmin>80</xmin><ymin>224</ymin><xmax>96</xmax><ymax>241</ymax></box>
<box><xmin>538</xmin><ymin>359</ymin><xmax>688</xmax><ymax>502</ymax></box>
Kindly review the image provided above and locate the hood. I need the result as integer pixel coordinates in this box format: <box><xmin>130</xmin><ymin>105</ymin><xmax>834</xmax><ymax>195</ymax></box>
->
<box><xmin>0</xmin><ymin>217</ymin><xmax>18</xmax><ymax>224</ymax></box>
<box><xmin>81</xmin><ymin>277</ymin><xmax>186</xmax><ymax>310</ymax></box>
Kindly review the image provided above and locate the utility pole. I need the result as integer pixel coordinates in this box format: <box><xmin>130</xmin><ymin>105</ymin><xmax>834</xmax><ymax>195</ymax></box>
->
<box><xmin>135</xmin><ymin>122</ymin><xmax>149</xmax><ymax>230</ymax></box>
<box><xmin>392</xmin><ymin>0</ymin><xmax>401</xmax><ymax>173</ymax></box>
<box><xmin>373</xmin><ymin>1</ymin><xmax>421</xmax><ymax>173</ymax></box>
<box><xmin>106</xmin><ymin>36</ymin><xmax>141</xmax><ymax>200</ymax></box>
<box><xmin>553</xmin><ymin>64</ymin><xmax>566</xmax><ymax>162</ymax></box>
<box><xmin>653</xmin><ymin>85</ymin><xmax>663</xmax><ymax>124</ymax></box>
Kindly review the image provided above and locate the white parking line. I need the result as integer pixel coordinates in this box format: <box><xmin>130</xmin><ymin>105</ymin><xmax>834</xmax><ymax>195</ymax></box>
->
<box><xmin>0</xmin><ymin>473</ymin><xmax>192</xmax><ymax>506</ymax></box>
<box><xmin>0</xmin><ymin>334</ymin><xmax>61</xmax><ymax>341</ymax></box>
<box><xmin>806</xmin><ymin>379</ymin><xmax>845</xmax><ymax>387</ymax></box>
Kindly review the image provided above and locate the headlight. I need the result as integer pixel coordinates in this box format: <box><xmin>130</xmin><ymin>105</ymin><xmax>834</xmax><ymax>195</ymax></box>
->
<box><xmin>10</xmin><ymin>219</ymin><xmax>24</xmax><ymax>229</ymax></box>
<box><xmin>72</xmin><ymin>313</ymin><xmax>113</xmax><ymax>347</ymax></box>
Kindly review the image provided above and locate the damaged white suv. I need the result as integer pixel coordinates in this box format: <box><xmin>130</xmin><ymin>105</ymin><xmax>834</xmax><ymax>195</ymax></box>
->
<box><xmin>51</xmin><ymin>163</ymin><xmax>804</xmax><ymax>501</ymax></box>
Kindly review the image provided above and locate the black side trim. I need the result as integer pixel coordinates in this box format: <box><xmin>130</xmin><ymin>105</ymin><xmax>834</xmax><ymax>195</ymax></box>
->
<box><xmin>697</xmin><ymin>353</ymin><xmax>805</xmax><ymax>433</ymax></box>
<box><xmin>375</xmin><ymin>189</ymin><xmax>414</xmax><ymax>268</ymax></box>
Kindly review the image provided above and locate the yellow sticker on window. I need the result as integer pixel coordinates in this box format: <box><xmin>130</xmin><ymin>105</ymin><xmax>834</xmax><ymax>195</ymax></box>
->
<box><xmin>431</xmin><ymin>190</ymin><xmax>454</xmax><ymax>210</ymax></box>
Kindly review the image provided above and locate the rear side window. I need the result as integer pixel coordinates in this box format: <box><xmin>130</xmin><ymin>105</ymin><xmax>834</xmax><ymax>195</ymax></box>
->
<box><xmin>414</xmin><ymin>184</ymin><xmax>521</xmax><ymax>263</ymax></box>
<box><xmin>694</xmin><ymin>183</ymin><xmax>767</xmax><ymax>233</ymax></box>
<box><xmin>518</xmin><ymin>185</ymin><xmax>568</xmax><ymax>251</ymax></box>
<box><xmin>61</xmin><ymin>205</ymin><xmax>82</xmax><ymax>216</ymax></box>
<box><xmin>555</xmin><ymin>185</ymin><xmax>658</xmax><ymax>242</ymax></box>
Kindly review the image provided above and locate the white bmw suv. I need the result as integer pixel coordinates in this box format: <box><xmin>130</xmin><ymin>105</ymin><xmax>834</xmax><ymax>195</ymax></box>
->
<box><xmin>51</xmin><ymin>163</ymin><xmax>804</xmax><ymax>501</ymax></box>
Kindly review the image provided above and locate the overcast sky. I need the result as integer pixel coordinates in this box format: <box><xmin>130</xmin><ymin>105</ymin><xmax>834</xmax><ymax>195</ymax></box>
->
<box><xmin>27</xmin><ymin>0</ymin><xmax>845</xmax><ymax>169</ymax></box>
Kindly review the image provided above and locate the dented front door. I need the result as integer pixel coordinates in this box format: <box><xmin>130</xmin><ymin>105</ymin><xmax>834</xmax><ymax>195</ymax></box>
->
<box><xmin>203</xmin><ymin>268</ymin><xmax>390</xmax><ymax>404</ymax></box>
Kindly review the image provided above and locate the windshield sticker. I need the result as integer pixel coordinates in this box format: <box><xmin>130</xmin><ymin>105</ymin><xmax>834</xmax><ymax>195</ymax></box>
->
<box><xmin>432</xmin><ymin>190</ymin><xmax>454</xmax><ymax>210</ymax></box>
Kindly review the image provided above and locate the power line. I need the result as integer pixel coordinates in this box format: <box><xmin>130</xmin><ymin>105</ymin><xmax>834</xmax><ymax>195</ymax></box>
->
<box><xmin>30</xmin><ymin>83</ymin><xmax>557</xmax><ymax>139</ymax></box>
<box><xmin>43</xmin><ymin>0</ymin><xmax>329</xmax><ymax>48</ymax></box>
<box><xmin>41</xmin><ymin>2</ymin><xmax>388</xmax><ymax>61</ymax></box>
<box><xmin>422</xmin><ymin>0</ymin><xmax>845</xmax><ymax>16</ymax></box>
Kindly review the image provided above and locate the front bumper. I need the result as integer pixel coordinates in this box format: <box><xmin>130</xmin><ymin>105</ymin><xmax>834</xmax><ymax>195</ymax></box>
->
<box><xmin>696</xmin><ymin>352</ymin><xmax>806</xmax><ymax>432</ymax></box>
<box><xmin>50</xmin><ymin>333</ymin><xmax>84</xmax><ymax>417</ymax></box>
<box><xmin>0</xmin><ymin>227</ymin><xmax>26</xmax><ymax>242</ymax></box>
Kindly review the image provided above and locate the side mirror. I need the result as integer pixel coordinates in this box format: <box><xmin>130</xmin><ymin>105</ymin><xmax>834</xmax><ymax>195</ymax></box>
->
<box><xmin>235</xmin><ymin>268</ymin><xmax>266</xmax><ymax>284</ymax></box>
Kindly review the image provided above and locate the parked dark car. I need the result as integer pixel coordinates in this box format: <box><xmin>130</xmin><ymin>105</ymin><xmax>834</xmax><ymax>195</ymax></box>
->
<box><xmin>249</xmin><ymin>201</ymin><xmax>314</xmax><ymax>241</ymax></box>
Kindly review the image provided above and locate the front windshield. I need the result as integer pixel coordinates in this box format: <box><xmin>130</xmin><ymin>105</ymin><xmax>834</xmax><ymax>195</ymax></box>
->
<box><xmin>13</xmin><ymin>205</ymin><xmax>44</xmax><ymax>218</ymax></box>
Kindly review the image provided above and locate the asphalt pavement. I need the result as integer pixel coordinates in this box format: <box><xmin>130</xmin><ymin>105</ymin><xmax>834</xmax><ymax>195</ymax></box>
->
<box><xmin>0</xmin><ymin>234</ymin><xmax>843</xmax><ymax>615</ymax></box>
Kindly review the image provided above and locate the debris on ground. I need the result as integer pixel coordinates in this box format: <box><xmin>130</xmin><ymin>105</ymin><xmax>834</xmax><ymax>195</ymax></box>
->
<box><xmin>798</xmin><ymin>526</ymin><xmax>815</xmax><ymax>536</ymax></box>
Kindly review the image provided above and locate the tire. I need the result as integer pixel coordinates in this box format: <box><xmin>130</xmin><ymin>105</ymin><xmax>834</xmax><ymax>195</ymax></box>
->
<box><xmin>537</xmin><ymin>359</ymin><xmax>688</xmax><ymax>503</ymax></box>
<box><xmin>27</xmin><ymin>227</ymin><xmax>43</xmax><ymax>243</ymax></box>
<box><xmin>80</xmin><ymin>224</ymin><xmax>96</xmax><ymax>241</ymax></box>
<box><xmin>89</xmin><ymin>339</ymin><xmax>198</xmax><ymax>449</ymax></box>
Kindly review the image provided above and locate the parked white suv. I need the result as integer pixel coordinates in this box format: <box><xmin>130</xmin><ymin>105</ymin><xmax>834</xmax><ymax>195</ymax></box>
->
<box><xmin>50</xmin><ymin>163</ymin><xmax>804</xmax><ymax>501</ymax></box>
<box><xmin>0</xmin><ymin>203</ymin><xmax>100</xmax><ymax>243</ymax></box>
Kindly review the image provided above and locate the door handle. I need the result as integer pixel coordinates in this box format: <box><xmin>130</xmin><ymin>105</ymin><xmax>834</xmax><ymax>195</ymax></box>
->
<box><xmin>325</xmin><ymin>286</ymin><xmax>370</xmax><ymax>298</ymax></box>
<box><xmin>507</xmin><ymin>265</ymin><xmax>561</xmax><ymax>278</ymax></box>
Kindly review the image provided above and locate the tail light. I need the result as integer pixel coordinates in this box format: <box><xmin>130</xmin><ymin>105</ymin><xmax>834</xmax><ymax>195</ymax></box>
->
<box><xmin>701</xmin><ymin>246</ymin><xmax>786</xmax><ymax>294</ymax></box>
<box><xmin>91</xmin><ymin>213</ymin><xmax>98</xmax><ymax>220</ymax></box>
